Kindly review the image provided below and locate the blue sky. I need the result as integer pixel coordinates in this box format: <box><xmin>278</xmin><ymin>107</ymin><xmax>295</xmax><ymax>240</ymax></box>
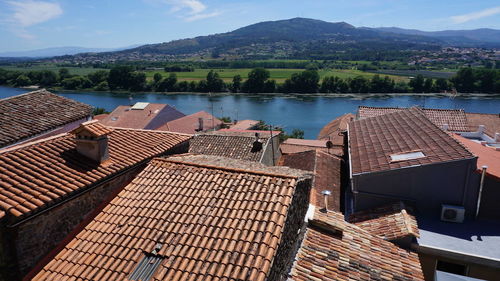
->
<box><xmin>1</xmin><ymin>0</ymin><xmax>500</xmax><ymax>52</ymax></box>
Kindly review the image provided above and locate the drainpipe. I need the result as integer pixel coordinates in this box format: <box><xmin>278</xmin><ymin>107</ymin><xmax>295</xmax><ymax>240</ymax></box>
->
<box><xmin>475</xmin><ymin>166</ymin><xmax>488</xmax><ymax>219</ymax></box>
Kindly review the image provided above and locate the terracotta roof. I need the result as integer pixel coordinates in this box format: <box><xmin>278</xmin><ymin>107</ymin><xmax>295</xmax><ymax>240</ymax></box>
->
<box><xmin>280</xmin><ymin>138</ymin><xmax>334</xmax><ymax>155</ymax></box>
<box><xmin>452</xmin><ymin>134</ymin><xmax>500</xmax><ymax>180</ymax></box>
<box><xmin>349</xmin><ymin>107</ymin><xmax>475</xmax><ymax>175</ymax></box>
<box><xmin>189</xmin><ymin>131</ymin><xmax>273</xmax><ymax>162</ymax></box>
<box><xmin>92</xmin><ymin>114</ymin><xmax>109</xmax><ymax>121</ymax></box>
<box><xmin>0</xmin><ymin>128</ymin><xmax>190</xmax><ymax>219</ymax></box>
<box><xmin>317</xmin><ymin>113</ymin><xmax>354</xmax><ymax>146</ymax></box>
<box><xmin>466</xmin><ymin>112</ymin><xmax>500</xmax><ymax>138</ymax></box>
<box><xmin>357</xmin><ymin>106</ymin><xmax>469</xmax><ymax>132</ymax></box>
<box><xmin>290</xmin><ymin>208</ymin><xmax>424</xmax><ymax>281</ymax></box>
<box><xmin>99</xmin><ymin>103</ymin><xmax>185</xmax><ymax>130</ymax></box>
<box><xmin>218</xmin><ymin>129</ymin><xmax>283</xmax><ymax>135</ymax></box>
<box><xmin>228</xmin><ymin>119</ymin><xmax>259</xmax><ymax>130</ymax></box>
<box><xmin>279</xmin><ymin>150</ymin><xmax>342</xmax><ymax>212</ymax></box>
<box><xmin>157</xmin><ymin>111</ymin><xmax>222</xmax><ymax>134</ymax></box>
<box><xmin>70</xmin><ymin>120</ymin><xmax>113</xmax><ymax>137</ymax></box>
<box><xmin>347</xmin><ymin>202</ymin><xmax>420</xmax><ymax>241</ymax></box>
<box><xmin>33</xmin><ymin>156</ymin><xmax>310</xmax><ymax>281</ymax></box>
<box><xmin>0</xmin><ymin>89</ymin><xmax>92</xmax><ymax>148</ymax></box>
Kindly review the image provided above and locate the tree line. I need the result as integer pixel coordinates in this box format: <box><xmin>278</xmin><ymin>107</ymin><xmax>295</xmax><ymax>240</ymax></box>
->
<box><xmin>0</xmin><ymin>66</ymin><xmax>498</xmax><ymax>94</ymax></box>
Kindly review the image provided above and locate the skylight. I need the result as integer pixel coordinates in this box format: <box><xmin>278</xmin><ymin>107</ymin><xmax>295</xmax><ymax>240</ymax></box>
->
<box><xmin>390</xmin><ymin>151</ymin><xmax>425</xmax><ymax>162</ymax></box>
<box><xmin>131</xmin><ymin>102</ymin><xmax>149</xmax><ymax>110</ymax></box>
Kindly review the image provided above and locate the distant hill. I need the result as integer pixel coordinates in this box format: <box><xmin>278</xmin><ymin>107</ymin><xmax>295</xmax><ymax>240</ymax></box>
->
<box><xmin>370</xmin><ymin>27</ymin><xmax>500</xmax><ymax>46</ymax></box>
<box><xmin>0</xmin><ymin>45</ymin><xmax>140</xmax><ymax>58</ymax></box>
<box><xmin>30</xmin><ymin>18</ymin><xmax>500</xmax><ymax>62</ymax></box>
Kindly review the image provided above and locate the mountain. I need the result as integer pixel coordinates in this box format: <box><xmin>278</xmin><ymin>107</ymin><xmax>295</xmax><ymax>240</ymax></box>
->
<box><xmin>40</xmin><ymin>18</ymin><xmax>498</xmax><ymax>62</ymax></box>
<box><xmin>0</xmin><ymin>45</ymin><xmax>141</xmax><ymax>58</ymax></box>
<box><xmin>370</xmin><ymin>27</ymin><xmax>500</xmax><ymax>46</ymax></box>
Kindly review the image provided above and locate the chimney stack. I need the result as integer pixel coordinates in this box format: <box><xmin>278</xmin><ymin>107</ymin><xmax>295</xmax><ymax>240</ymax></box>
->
<box><xmin>70</xmin><ymin>121</ymin><xmax>113</xmax><ymax>163</ymax></box>
<box><xmin>197</xmin><ymin>117</ymin><xmax>204</xmax><ymax>132</ymax></box>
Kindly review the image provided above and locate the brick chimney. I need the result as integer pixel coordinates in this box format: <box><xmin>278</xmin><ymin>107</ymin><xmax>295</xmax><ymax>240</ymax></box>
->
<box><xmin>70</xmin><ymin>120</ymin><xmax>113</xmax><ymax>163</ymax></box>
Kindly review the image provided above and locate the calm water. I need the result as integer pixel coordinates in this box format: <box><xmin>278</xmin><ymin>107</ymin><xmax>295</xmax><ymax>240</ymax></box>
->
<box><xmin>1</xmin><ymin>86</ymin><xmax>499</xmax><ymax>139</ymax></box>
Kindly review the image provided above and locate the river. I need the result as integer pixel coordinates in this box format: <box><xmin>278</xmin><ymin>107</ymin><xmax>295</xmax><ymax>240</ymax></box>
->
<box><xmin>1</xmin><ymin>86</ymin><xmax>499</xmax><ymax>139</ymax></box>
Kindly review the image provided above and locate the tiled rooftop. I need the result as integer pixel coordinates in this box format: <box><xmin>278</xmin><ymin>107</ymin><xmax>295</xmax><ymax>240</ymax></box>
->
<box><xmin>452</xmin><ymin>134</ymin><xmax>500</xmax><ymax>180</ymax></box>
<box><xmin>0</xmin><ymin>127</ymin><xmax>190</xmax><ymax>219</ymax></box>
<box><xmin>317</xmin><ymin>113</ymin><xmax>354</xmax><ymax>146</ymax></box>
<box><xmin>99</xmin><ymin>103</ymin><xmax>185</xmax><ymax>130</ymax></box>
<box><xmin>228</xmin><ymin>119</ymin><xmax>259</xmax><ymax>130</ymax></box>
<box><xmin>349</xmin><ymin>107</ymin><xmax>475</xmax><ymax>175</ymax></box>
<box><xmin>357</xmin><ymin>106</ymin><xmax>469</xmax><ymax>132</ymax></box>
<box><xmin>465</xmin><ymin>112</ymin><xmax>500</xmax><ymax>138</ymax></box>
<box><xmin>156</xmin><ymin>111</ymin><xmax>222</xmax><ymax>134</ymax></box>
<box><xmin>347</xmin><ymin>202</ymin><xmax>420</xmax><ymax>241</ymax></box>
<box><xmin>33</xmin><ymin>156</ymin><xmax>310</xmax><ymax>281</ymax></box>
<box><xmin>280</xmin><ymin>138</ymin><xmax>339</xmax><ymax>155</ymax></box>
<box><xmin>290</xmin><ymin>208</ymin><xmax>424</xmax><ymax>281</ymax></box>
<box><xmin>0</xmin><ymin>89</ymin><xmax>92</xmax><ymax>148</ymax></box>
<box><xmin>279</xmin><ymin>150</ymin><xmax>342</xmax><ymax>211</ymax></box>
<box><xmin>189</xmin><ymin>131</ymin><xmax>273</xmax><ymax>162</ymax></box>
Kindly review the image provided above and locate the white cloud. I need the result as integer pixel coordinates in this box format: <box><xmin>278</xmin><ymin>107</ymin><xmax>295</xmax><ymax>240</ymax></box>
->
<box><xmin>4</xmin><ymin>0</ymin><xmax>62</xmax><ymax>40</ymax></box>
<box><xmin>451</xmin><ymin>6</ymin><xmax>500</xmax><ymax>24</ymax></box>
<box><xmin>7</xmin><ymin>0</ymin><xmax>63</xmax><ymax>27</ymax></box>
<box><xmin>185</xmin><ymin>11</ymin><xmax>222</xmax><ymax>22</ymax></box>
<box><xmin>156</xmin><ymin>0</ymin><xmax>221</xmax><ymax>21</ymax></box>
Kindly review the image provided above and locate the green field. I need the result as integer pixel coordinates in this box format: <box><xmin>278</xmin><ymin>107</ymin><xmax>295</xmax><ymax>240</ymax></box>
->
<box><xmin>2</xmin><ymin>64</ymin><xmax>408</xmax><ymax>82</ymax></box>
<box><xmin>145</xmin><ymin>68</ymin><xmax>408</xmax><ymax>83</ymax></box>
<box><xmin>2</xmin><ymin>65</ymin><xmax>106</xmax><ymax>75</ymax></box>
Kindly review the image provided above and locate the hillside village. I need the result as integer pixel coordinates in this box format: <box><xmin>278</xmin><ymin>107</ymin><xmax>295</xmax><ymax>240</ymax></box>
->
<box><xmin>0</xmin><ymin>89</ymin><xmax>499</xmax><ymax>281</ymax></box>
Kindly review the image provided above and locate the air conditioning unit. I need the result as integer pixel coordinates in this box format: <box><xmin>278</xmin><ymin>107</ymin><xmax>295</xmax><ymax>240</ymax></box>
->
<box><xmin>441</xmin><ymin>205</ymin><xmax>465</xmax><ymax>223</ymax></box>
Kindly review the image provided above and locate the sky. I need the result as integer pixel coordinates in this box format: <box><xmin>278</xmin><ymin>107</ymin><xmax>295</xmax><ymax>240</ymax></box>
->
<box><xmin>1</xmin><ymin>0</ymin><xmax>500</xmax><ymax>52</ymax></box>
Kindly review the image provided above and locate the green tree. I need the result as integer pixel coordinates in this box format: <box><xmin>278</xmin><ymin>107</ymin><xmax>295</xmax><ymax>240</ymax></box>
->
<box><xmin>451</xmin><ymin>68</ymin><xmax>475</xmax><ymax>93</ymax></box>
<box><xmin>158</xmin><ymin>73</ymin><xmax>177</xmax><ymax>92</ymax></box>
<box><xmin>289</xmin><ymin>129</ymin><xmax>304</xmax><ymax>139</ymax></box>
<box><xmin>15</xmin><ymin>75</ymin><xmax>31</xmax><ymax>86</ymax></box>
<box><xmin>409</xmin><ymin>74</ymin><xmax>425</xmax><ymax>93</ymax></box>
<box><xmin>320</xmin><ymin>76</ymin><xmax>348</xmax><ymax>93</ymax></box>
<box><xmin>206</xmin><ymin>70</ymin><xmax>225</xmax><ymax>92</ymax></box>
<box><xmin>282</xmin><ymin>70</ymin><xmax>320</xmax><ymax>93</ymax></box>
<box><xmin>87</xmin><ymin>70</ymin><xmax>109</xmax><ymax>85</ymax></box>
<box><xmin>230</xmin><ymin>75</ymin><xmax>242</xmax><ymax>93</ymax></box>
<box><xmin>61</xmin><ymin>76</ymin><xmax>92</xmax><ymax>90</ymax></box>
<box><xmin>38</xmin><ymin>70</ymin><xmax>58</xmax><ymax>86</ymax></box>
<box><xmin>108</xmin><ymin>66</ymin><xmax>134</xmax><ymax>90</ymax></box>
<box><xmin>92</xmin><ymin>107</ymin><xmax>109</xmax><ymax>115</ymax></box>
<box><xmin>58</xmin><ymin>68</ymin><xmax>71</xmax><ymax>81</ymax></box>
<box><xmin>242</xmin><ymin>68</ymin><xmax>270</xmax><ymax>93</ymax></box>
<box><xmin>423</xmin><ymin>78</ymin><xmax>434</xmax><ymax>93</ymax></box>
<box><xmin>95</xmin><ymin>81</ymin><xmax>109</xmax><ymax>91</ymax></box>
<box><xmin>348</xmin><ymin>76</ymin><xmax>370</xmax><ymax>93</ymax></box>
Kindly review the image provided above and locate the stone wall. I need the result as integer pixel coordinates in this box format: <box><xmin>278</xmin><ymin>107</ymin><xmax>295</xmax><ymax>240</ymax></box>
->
<box><xmin>267</xmin><ymin>177</ymin><xmax>311</xmax><ymax>281</ymax></box>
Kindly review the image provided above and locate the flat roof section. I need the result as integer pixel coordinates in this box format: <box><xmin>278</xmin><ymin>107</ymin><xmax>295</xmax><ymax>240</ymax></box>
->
<box><xmin>416</xmin><ymin>216</ymin><xmax>500</xmax><ymax>267</ymax></box>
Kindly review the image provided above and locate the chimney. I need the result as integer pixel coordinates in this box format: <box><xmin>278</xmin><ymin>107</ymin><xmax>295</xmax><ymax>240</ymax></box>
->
<box><xmin>495</xmin><ymin>133</ymin><xmax>500</xmax><ymax>143</ymax></box>
<box><xmin>252</xmin><ymin>133</ymin><xmax>263</xmax><ymax>152</ymax></box>
<box><xmin>442</xmin><ymin>124</ymin><xmax>449</xmax><ymax>131</ymax></box>
<box><xmin>70</xmin><ymin>121</ymin><xmax>113</xmax><ymax>163</ymax></box>
<box><xmin>478</xmin><ymin>125</ymin><xmax>485</xmax><ymax>134</ymax></box>
<box><xmin>197</xmin><ymin>117</ymin><xmax>204</xmax><ymax>132</ymax></box>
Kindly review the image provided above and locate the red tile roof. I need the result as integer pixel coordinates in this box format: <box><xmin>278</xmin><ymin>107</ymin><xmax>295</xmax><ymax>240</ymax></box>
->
<box><xmin>349</xmin><ymin>107</ymin><xmax>475</xmax><ymax>175</ymax></box>
<box><xmin>452</xmin><ymin>134</ymin><xmax>500</xmax><ymax>180</ymax></box>
<box><xmin>218</xmin><ymin>129</ymin><xmax>283</xmax><ymax>135</ymax></box>
<box><xmin>357</xmin><ymin>106</ymin><xmax>469</xmax><ymax>132</ymax></box>
<box><xmin>0</xmin><ymin>89</ymin><xmax>92</xmax><ymax>148</ymax></box>
<box><xmin>189</xmin><ymin>131</ymin><xmax>274</xmax><ymax>162</ymax></box>
<box><xmin>279</xmin><ymin>150</ymin><xmax>342</xmax><ymax>212</ymax></box>
<box><xmin>280</xmin><ymin>138</ymin><xmax>334</xmax><ymax>155</ymax></box>
<box><xmin>0</xmin><ymin>128</ymin><xmax>190</xmax><ymax>219</ymax></box>
<box><xmin>156</xmin><ymin>111</ymin><xmax>222</xmax><ymax>134</ymax></box>
<box><xmin>99</xmin><ymin>103</ymin><xmax>185</xmax><ymax>130</ymax></box>
<box><xmin>347</xmin><ymin>202</ymin><xmax>420</xmax><ymax>241</ymax></box>
<box><xmin>290</xmin><ymin>208</ymin><xmax>424</xmax><ymax>281</ymax></box>
<box><xmin>317</xmin><ymin>113</ymin><xmax>354</xmax><ymax>146</ymax></box>
<box><xmin>228</xmin><ymin>119</ymin><xmax>259</xmax><ymax>130</ymax></box>
<box><xmin>33</xmin><ymin>156</ymin><xmax>310</xmax><ymax>281</ymax></box>
<box><xmin>465</xmin><ymin>113</ymin><xmax>500</xmax><ymax>138</ymax></box>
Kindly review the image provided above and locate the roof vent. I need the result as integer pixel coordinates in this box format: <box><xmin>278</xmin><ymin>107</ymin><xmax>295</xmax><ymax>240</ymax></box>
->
<box><xmin>129</xmin><ymin>242</ymin><xmax>164</xmax><ymax>281</ymax></box>
<box><xmin>70</xmin><ymin>121</ymin><xmax>113</xmax><ymax>163</ymax></box>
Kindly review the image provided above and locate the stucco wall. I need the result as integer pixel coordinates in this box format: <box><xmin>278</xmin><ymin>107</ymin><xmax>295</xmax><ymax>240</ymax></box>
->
<box><xmin>352</xmin><ymin>158</ymin><xmax>479</xmax><ymax>216</ymax></box>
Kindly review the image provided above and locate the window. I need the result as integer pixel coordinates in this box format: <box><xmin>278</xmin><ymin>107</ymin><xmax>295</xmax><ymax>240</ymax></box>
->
<box><xmin>390</xmin><ymin>151</ymin><xmax>425</xmax><ymax>162</ymax></box>
<box><xmin>436</xmin><ymin>260</ymin><xmax>467</xmax><ymax>276</ymax></box>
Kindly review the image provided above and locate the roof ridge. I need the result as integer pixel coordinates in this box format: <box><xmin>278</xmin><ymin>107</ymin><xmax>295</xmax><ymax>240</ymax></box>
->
<box><xmin>155</xmin><ymin>157</ymin><xmax>301</xmax><ymax>179</ymax></box>
<box><xmin>0</xmin><ymin>89</ymin><xmax>49</xmax><ymax>102</ymax></box>
<box><xmin>107</xmin><ymin>126</ymin><xmax>193</xmax><ymax>137</ymax></box>
<box><xmin>0</xmin><ymin>133</ymin><xmax>69</xmax><ymax>154</ymax></box>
